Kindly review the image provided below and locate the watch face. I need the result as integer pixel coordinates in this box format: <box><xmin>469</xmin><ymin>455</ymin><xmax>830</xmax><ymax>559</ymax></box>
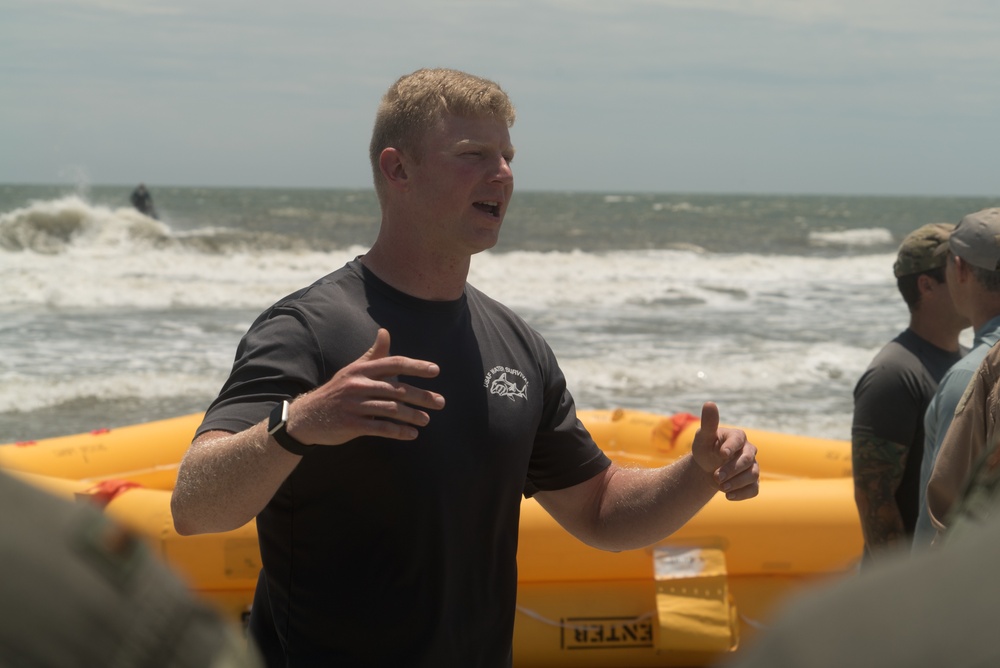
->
<box><xmin>267</xmin><ymin>400</ymin><xmax>312</xmax><ymax>455</ymax></box>
<box><xmin>268</xmin><ymin>402</ymin><xmax>285</xmax><ymax>435</ymax></box>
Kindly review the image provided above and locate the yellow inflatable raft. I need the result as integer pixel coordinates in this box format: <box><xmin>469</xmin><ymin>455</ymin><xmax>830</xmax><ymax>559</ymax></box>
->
<box><xmin>0</xmin><ymin>410</ymin><xmax>861</xmax><ymax>667</ymax></box>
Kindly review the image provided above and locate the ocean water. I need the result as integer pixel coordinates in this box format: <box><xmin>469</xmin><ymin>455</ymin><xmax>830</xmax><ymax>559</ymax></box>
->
<box><xmin>1</xmin><ymin>184</ymin><xmax>994</xmax><ymax>444</ymax></box>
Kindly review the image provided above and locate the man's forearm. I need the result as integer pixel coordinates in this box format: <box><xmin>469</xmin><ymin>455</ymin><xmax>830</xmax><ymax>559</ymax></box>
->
<box><xmin>171</xmin><ymin>422</ymin><xmax>300</xmax><ymax>535</ymax></box>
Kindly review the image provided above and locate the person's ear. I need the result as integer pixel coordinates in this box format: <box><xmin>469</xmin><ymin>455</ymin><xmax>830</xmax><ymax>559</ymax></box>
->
<box><xmin>917</xmin><ymin>273</ymin><xmax>937</xmax><ymax>295</ymax></box>
<box><xmin>952</xmin><ymin>254</ymin><xmax>969</xmax><ymax>280</ymax></box>
<box><xmin>379</xmin><ymin>147</ymin><xmax>409</xmax><ymax>190</ymax></box>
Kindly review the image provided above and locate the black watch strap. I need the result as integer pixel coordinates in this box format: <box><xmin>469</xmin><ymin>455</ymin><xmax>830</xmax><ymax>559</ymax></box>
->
<box><xmin>268</xmin><ymin>400</ymin><xmax>314</xmax><ymax>456</ymax></box>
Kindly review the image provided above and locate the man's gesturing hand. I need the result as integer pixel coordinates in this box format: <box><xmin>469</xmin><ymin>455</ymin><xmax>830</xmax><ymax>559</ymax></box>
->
<box><xmin>690</xmin><ymin>401</ymin><xmax>760</xmax><ymax>500</ymax></box>
<box><xmin>282</xmin><ymin>328</ymin><xmax>446</xmax><ymax>447</ymax></box>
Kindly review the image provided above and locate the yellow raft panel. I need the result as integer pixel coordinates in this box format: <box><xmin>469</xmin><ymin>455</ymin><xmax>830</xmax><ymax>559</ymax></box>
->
<box><xmin>1</xmin><ymin>409</ymin><xmax>861</xmax><ymax>667</ymax></box>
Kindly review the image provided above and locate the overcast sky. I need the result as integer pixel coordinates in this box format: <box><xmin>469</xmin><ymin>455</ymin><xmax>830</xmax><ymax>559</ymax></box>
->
<box><xmin>3</xmin><ymin>0</ymin><xmax>998</xmax><ymax>195</ymax></box>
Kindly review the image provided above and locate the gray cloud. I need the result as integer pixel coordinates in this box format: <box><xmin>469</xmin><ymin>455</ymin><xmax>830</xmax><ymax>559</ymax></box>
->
<box><xmin>3</xmin><ymin>0</ymin><xmax>998</xmax><ymax>195</ymax></box>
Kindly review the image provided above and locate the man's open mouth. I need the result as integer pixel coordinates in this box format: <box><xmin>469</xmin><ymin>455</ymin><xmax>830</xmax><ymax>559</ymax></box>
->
<box><xmin>473</xmin><ymin>201</ymin><xmax>501</xmax><ymax>217</ymax></box>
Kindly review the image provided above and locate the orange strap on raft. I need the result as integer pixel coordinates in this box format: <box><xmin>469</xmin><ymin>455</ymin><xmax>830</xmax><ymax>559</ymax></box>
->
<box><xmin>79</xmin><ymin>479</ymin><xmax>143</xmax><ymax>509</ymax></box>
<box><xmin>651</xmin><ymin>412</ymin><xmax>700</xmax><ymax>452</ymax></box>
<box><xmin>13</xmin><ymin>426</ymin><xmax>109</xmax><ymax>447</ymax></box>
<box><xmin>671</xmin><ymin>412</ymin><xmax>699</xmax><ymax>441</ymax></box>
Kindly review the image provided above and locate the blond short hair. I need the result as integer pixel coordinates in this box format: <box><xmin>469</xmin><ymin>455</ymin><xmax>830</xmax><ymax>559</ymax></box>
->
<box><xmin>369</xmin><ymin>68</ymin><xmax>516</xmax><ymax>202</ymax></box>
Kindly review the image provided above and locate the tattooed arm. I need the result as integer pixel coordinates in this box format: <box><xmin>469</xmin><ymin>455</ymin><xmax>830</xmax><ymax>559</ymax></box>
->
<box><xmin>852</xmin><ymin>434</ymin><xmax>909</xmax><ymax>555</ymax></box>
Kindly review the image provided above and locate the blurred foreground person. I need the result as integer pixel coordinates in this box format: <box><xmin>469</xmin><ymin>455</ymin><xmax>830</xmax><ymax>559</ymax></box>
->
<box><xmin>0</xmin><ymin>471</ymin><xmax>260</xmax><ymax>667</ymax></box>
<box><xmin>721</xmin><ymin>498</ymin><xmax>1000</xmax><ymax>668</ymax></box>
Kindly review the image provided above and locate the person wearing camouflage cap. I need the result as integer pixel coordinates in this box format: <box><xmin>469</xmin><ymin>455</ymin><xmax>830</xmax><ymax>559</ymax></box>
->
<box><xmin>916</xmin><ymin>207</ymin><xmax>1000</xmax><ymax>548</ymax></box>
<box><xmin>892</xmin><ymin>222</ymin><xmax>953</xmax><ymax>278</ymax></box>
<box><xmin>852</xmin><ymin>223</ymin><xmax>969</xmax><ymax>566</ymax></box>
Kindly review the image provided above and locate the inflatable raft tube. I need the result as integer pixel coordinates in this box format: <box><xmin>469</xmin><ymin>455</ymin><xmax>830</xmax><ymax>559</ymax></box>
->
<box><xmin>0</xmin><ymin>413</ymin><xmax>202</xmax><ymax>489</ymax></box>
<box><xmin>3</xmin><ymin>465</ymin><xmax>860</xmax><ymax>667</ymax></box>
<box><xmin>583</xmin><ymin>409</ymin><xmax>851</xmax><ymax>480</ymax></box>
<box><xmin>0</xmin><ymin>409</ymin><xmax>850</xmax><ymax>486</ymax></box>
<box><xmin>1</xmin><ymin>410</ymin><xmax>861</xmax><ymax>666</ymax></box>
<box><xmin>7</xmin><ymin>473</ymin><xmax>862</xmax><ymax>668</ymax></box>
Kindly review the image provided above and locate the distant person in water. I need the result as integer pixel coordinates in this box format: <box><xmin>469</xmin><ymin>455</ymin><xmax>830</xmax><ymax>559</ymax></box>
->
<box><xmin>130</xmin><ymin>183</ymin><xmax>157</xmax><ymax>219</ymax></box>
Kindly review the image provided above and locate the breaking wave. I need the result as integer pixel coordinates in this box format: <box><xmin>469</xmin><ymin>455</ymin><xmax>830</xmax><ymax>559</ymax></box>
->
<box><xmin>0</xmin><ymin>196</ymin><xmax>316</xmax><ymax>255</ymax></box>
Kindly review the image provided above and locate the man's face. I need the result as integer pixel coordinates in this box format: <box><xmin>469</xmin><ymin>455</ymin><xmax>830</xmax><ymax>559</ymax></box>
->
<box><xmin>406</xmin><ymin>113</ymin><xmax>515</xmax><ymax>255</ymax></box>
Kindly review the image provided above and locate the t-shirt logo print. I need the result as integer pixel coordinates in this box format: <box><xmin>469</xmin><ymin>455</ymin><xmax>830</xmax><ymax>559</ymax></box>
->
<box><xmin>484</xmin><ymin>365</ymin><xmax>529</xmax><ymax>402</ymax></box>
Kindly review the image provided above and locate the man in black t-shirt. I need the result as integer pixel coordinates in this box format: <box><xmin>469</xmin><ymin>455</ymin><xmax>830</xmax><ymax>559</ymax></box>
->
<box><xmin>171</xmin><ymin>68</ymin><xmax>760</xmax><ymax>667</ymax></box>
<box><xmin>852</xmin><ymin>223</ymin><xmax>968</xmax><ymax>565</ymax></box>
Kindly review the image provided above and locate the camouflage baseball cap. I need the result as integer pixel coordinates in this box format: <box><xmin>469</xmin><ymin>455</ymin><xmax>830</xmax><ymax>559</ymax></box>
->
<box><xmin>947</xmin><ymin>208</ymin><xmax>1000</xmax><ymax>271</ymax></box>
<box><xmin>893</xmin><ymin>222</ymin><xmax>953</xmax><ymax>278</ymax></box>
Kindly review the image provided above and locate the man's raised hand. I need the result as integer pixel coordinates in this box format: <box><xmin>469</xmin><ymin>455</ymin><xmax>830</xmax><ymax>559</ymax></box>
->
<box><xmin>282</xmin><ymin>328</ymin><xmax>446</xmax><ymax>447</ymax></box>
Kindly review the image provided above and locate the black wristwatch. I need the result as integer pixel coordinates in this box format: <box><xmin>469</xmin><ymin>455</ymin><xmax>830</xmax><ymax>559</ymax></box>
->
<box><xmin>268</xmin><ymin>400</ymin><xmax>315</xmax><ymax>456</ymax></box>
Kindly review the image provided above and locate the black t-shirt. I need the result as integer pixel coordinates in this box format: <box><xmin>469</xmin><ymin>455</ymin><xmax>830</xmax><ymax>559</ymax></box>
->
<box><xmin>852</xmin><ymin>328</ymin><xmax>964</xmax><ymax>538</ymax></box>
<box><xmin>199</xmin><ymin>260</ymin><xmax>611</xmax><ymax>666</ymax></box>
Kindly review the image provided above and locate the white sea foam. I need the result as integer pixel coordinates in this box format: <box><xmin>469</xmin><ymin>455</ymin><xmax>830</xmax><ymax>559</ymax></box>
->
<box><xmin>2</xmin><ymin>232</ymin><xmax>896</xmax><ymax>315</ymax></box>
<box><xmin>0</xmin><ymin>369</ymin><xmax>223</xmax><ymax>414</ymax></box>
<box><xmin>0</xmin><ymin>192</ymin><xmax>921</xmax><ymax>441</ymax></box>
<box><xmin>808</xmin><ymin>227</ymin><xmax>894</xmax><ymax>247</ymax></box>
<box><xmin>0</xmin><ymin>195</ymin><xmax>173</xmax><ymax>253</ymax></box>
<box><xmin>0</xmin><ymin>245</ymin><xmax>364</xmax><ymax>309</ymax></box>
<box><xmin>471</xmin><ymin>248</ymin><xmax>895</xmax><ymax>312</ymax></box>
